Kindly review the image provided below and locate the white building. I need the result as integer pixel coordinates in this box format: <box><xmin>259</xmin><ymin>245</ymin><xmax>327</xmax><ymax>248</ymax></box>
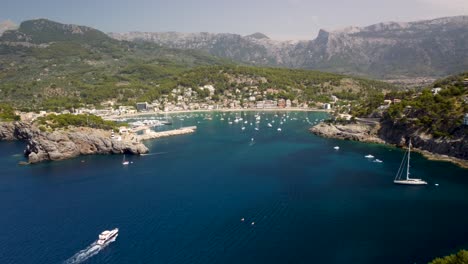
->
<box><xmin>431</xmin><ymin>87</ymin><xmax>442</xmax><ymax>95</ymax></box>
<box><xmin>201</xmin><ymin>85</ymin><xmax>216</xmax><ymax>95</ymax></box>
<box><xmin>323</xmin><ymin>103</ymin><xmax>332</xmax><ymax>110</ymax></box>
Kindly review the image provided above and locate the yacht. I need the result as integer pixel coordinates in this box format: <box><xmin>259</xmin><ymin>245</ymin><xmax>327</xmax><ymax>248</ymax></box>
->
<box><xmin>373</xmin><ymin>159</ymin><xmax>383</xmax><ymax>163</ymax></box>
<box><xmin>394</xmin><ymin>140</ymin><xmax>427</xmax><ymax>185</ymax></box>
<box><xmin>364</xmin><ymin>154</ymin><xmax>374</xmax><ymax>159</ymax></box>
<box><xmin>334</xmin><ymin>146</ymin><xmax>340</xmax><ymax>150</ymax></box>
<box><xmin>97</xmin><ymin>228</ymin><xmax>118</xmax><ymax>245</ymax></box>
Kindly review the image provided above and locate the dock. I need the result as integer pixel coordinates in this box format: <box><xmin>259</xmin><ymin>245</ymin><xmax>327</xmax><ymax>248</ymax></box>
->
<box><xmin>136</xmin><ymin>126</ymin><xmax>197</xmax><ymax>141</ymax></box>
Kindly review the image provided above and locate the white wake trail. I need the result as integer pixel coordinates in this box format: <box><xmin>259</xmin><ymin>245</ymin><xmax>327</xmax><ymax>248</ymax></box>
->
<box><xmin>64</xmin><ymin>235</ymin><xmax>117</xmax><ymax>264</ymax></box>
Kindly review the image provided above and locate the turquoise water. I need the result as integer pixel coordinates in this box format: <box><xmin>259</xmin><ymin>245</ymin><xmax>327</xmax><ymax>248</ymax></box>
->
<box><xmin>0</xmin><ymin>111</ymin><xmax>467</xmax><ymax>264</ymax></box>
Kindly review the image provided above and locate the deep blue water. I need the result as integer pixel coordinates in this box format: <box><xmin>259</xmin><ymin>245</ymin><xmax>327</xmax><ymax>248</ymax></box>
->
<box><xmin>0</xmin><ymin>111</ymin><xmax>467</xmax><ymax>264</ymax></box>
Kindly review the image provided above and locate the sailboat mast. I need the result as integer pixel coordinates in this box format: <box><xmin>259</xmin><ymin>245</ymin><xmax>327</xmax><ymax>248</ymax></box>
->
<box><xmin>406</xmin><ymin>140</ymin><xmax>411</xmax><ymax>180</ymax></box>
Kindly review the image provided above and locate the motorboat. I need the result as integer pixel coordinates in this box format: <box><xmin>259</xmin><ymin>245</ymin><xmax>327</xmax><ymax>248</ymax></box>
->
<box><xmin>97</xmin><ymin>228</ymin><xmax>118</xmax><ymax>245</ymax></box>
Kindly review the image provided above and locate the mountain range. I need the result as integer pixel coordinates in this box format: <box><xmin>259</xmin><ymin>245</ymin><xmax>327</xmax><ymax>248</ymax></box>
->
<box><xmin>109</xmin><ymin>16</ymin><xmax>468</xmax><ymax>79</ymax></box>
<box><xmin>0</xmin><ymin>18</ymin><xmax>394</xmax><ymax>110</ymax></box>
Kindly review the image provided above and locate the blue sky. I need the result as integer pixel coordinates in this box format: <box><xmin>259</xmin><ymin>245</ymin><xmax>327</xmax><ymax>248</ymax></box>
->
<box><xmin>1</xmin><ymin>0</ymin><xmax>467</xmax><ymax>40</ymax></box>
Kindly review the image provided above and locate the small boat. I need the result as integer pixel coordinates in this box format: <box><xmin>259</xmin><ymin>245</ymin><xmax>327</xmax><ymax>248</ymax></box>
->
<box><xmin>122</xmin><ymin>155</ymin><xmax>129</xmax><ymax>165</ymax></box>
<box><xmin>97</xmin><ymin>228</ymin><xmax>119</xmax><ymax>245</ymax></box>
<box><xmin>254</xmin><ymin>128</ymin><xmax>259</xmax><ymax>131</ymax></box>
<box><xmin>241</xmin><ymin>127</ymin><xmax>246</xmax><ymax>130</ymax></box>
<box><xmin>394</xmin><ymin>140</ymin><xmax>427</xmax><ymax>185</ymax></box>
<box><xmin>364</xmin><ymin>154</ymin><xmax>374</xmax><ymax>159</ymax></box>
<box><xmin>373</xmin><ymin>159</ymin><xmax>383</xmax><ymax>163</ymax></box>
<box><xmin>334</xmin><ymin>146</ymin><xmax>340</xmax><ymax>150</ymax></box>
<box><xmin>277</xmin><ymin>128</ymin><xmax>282</xmax><ymax>132</ymax></box>
<box><xmin>267</xmin><ymin>123</ymin><xmax>272</xmax><ymax>127</ymax></box>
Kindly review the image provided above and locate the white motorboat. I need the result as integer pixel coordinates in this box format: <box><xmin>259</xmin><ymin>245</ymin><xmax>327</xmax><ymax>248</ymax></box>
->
<box><xmin>97</xmin><ymin>228</ymin><xmax>118</xmax><ymax>245</ymax></box>
<box><xmin>364</xmin><ymin>154</ymin><xmax>374</xmax><ymax>159</ymax></box>
<box><xmin>334</xmin><ymin>146</ymin><xmax>340</xmax><ymax>150</ymax></box>
<box><xmin>373</xmin><ymin>159</ymin><xmax>383</xmax><ymax>163</ymax></box>
<box><xmin>394</xmin><ymin>140</ymin><xmax>427</xmax><ymax>185</ymax></box>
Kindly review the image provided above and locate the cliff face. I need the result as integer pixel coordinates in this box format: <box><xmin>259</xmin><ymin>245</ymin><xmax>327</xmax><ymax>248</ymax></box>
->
<box><xmin>0</xmin><ymin>122</ymin><xmax>148</xmax><ymax>163</ymax></box>
<box><xmin>377</xmin><ymin>120</ymin><xmax>468</xmax><ymax>160</ymax></box>
<box><xmin>110</xmin><ymin>16</ymin><xmax>468</xmax><ymax>78</ymax></box>
<box><xmin>310</xmin><ymin>121</ymin><xmax>468</xmax><ymax>162</ymax></box>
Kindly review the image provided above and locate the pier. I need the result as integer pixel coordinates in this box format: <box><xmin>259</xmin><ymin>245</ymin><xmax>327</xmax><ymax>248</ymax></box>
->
<box><xmin>136</xmin><ymin>126</ymin><xmax>197</xmax><ymax>141</ymax></box>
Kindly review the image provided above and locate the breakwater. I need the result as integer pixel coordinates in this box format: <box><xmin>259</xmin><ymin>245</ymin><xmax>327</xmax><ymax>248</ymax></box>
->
<box><xmin>137</xmin><ymin>126</ymin><xmax>197</xmax><ymax>141</ymax></box>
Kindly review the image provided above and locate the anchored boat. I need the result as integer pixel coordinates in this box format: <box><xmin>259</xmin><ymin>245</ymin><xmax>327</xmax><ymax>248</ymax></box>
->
<box><xmin>394</xmin><ymin>140</ymin><xmax>427</xmax><ymax>185</ymax></box>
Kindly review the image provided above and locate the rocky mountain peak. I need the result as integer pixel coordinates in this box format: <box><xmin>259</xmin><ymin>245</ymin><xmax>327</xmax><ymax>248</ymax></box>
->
<box><xmin>2</xmin><ymin>18</ymin><xmax>112</xmax><ymax>44</ymax></box>
<box><xmin>107</xmin><ymin>16</ymin><xmax>468</xmax><ymax>78</ymax></box>
<box><xmin>246</xmin><ymin>32</ymin><xmax>269</xmax><ymax>40</ymax></box>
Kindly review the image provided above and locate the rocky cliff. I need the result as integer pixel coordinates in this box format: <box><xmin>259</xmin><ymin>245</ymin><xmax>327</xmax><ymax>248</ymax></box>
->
<box><xmin>0</xmin><ymin>122</ymin><xmax>148</xmax><ymax>163</ymax></box>
<box><xmin>110</xmin><ymin>16</ymin><xmax>468</xmax><ymax>79</ymax></box>
<box><xmin>310</xmin><ymin>120</ymin><xmax>468</xmax><ymax>167</ymax></box>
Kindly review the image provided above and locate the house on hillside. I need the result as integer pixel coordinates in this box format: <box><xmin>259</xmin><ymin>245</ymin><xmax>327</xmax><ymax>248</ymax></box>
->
<box><xmin>431</xmin><ymin>87</ymin><xmax>442</xmax><ymax>95</ymax></box>
<box><xmin>136</xmin><ymin>102</ymin><xmax>148</xmax><ymax>112</ymax></box>
<box><xmin>278</xmin><ymin>99</ymin><xmax>286</xmax><ymax>108</ymax></box>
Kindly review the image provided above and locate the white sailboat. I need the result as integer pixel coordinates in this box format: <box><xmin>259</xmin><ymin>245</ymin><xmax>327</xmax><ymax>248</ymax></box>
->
<box><xmin>394</xmin><ymin>140</ymin><xmax>427</xmax><ymax>185</ymax></box>
<box><xmin>122</xmin><ymin>155</ymin><xmax>129</xmax><ymax>165</ymax></box>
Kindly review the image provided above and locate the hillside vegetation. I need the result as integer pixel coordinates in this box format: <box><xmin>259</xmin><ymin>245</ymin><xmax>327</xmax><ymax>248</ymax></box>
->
<box><xmin>429</xmin><ymin>249</ymin><xmax>468</xmax><ymax>264</ymax></box>
<box><xmin>382</xmin><ymin>72</ymin><xmax>468</xmax><ymax>138</ymax></box>
<box><xmin>0</xmin><ymin>19</ymin><xmax>395</xmax><ymax>112</ymax></box>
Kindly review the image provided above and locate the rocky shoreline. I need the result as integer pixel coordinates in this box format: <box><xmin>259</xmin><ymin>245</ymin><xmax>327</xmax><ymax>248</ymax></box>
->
<box><xmin>0</xmin><ymin>121</ymin><xmax>148</xmax><ymax>164</ymax></box>
<box><xmin>310</xmin><ymin>121</ymin><xmax>468</xmax><ymax>169</ymax></box>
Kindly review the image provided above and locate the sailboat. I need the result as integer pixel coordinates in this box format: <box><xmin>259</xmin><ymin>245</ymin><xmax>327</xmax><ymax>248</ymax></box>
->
<box><xmin>394</xmin><ymin>140</ymin><xmax>427</xmax><ymax>185</ymax></box>
<box><xmin>122</xmin><ymin>155</ymin><xmax>129</xmax><ymax>165</ymax></box>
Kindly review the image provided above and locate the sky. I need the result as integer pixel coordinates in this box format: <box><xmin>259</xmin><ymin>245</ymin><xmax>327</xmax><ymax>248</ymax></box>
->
<box><xmin>1</xmin><ymin>0</ymin><xmax>467</xmax><ymax>40</ymax></box>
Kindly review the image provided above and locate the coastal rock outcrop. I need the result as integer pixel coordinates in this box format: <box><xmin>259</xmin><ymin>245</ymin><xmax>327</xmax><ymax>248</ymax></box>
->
<box><xmin>310</xmin><ymin>120</ymin><xmax>468</xmax><ymax>167</ymax></box>
<box><xmin>0</xmin><ymin>122</ymin><xmax>149</xmax><ymax>163</ymax></box>
<box><xmin>310</xmin><ymin>122</ymin><xmax>384</xmax><ymax>144</ymax></box>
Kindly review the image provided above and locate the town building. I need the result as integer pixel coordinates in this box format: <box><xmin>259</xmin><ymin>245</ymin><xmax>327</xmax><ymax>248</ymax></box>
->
<box><xmin>136</xmin><ymin>102</ymin><xmax>148</xmax><ymax>112</ymax></box>
<box><xmin>431</xmin><ymin>87</ymin><xmax>442</xmax><ymax>95</ymax></box>
<box><xmin>278</xmin><ymin>99</ymin><xmax>286</xmax><ymax>108</ymax></box>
